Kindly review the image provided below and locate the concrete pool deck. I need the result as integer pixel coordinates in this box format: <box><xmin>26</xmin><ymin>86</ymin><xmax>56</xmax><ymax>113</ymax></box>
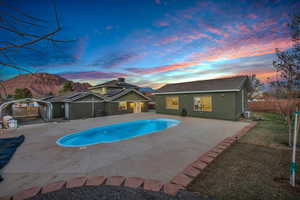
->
<box><xmin>0</xmin><ymin>113</ymin><xmax>249</xmax><ymax>196</ymax></box>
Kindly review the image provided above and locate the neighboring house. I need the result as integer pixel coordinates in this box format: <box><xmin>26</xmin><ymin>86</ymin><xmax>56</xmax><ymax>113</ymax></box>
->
<box><xmin>89</xmin><ymin>77</ymin><xmax>139</xmax><ymax>95</ymax></box>
<box><xmin>43</xmin><ymin>86</ymin><xmax>150</xmax><ymax>120</ymax></box>
<box><xmin>155</xmin><ymin>76</ymin><xmax>249</xmax><ymax>120</ymax></box>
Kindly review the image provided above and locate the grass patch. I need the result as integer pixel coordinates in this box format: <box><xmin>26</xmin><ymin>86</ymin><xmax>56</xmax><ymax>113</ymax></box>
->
<box><xmin>187</xmin><ymin>112</ymin><xmax>300</xmax><ymax>200</ymax></box>
<box><xmin>241</xmin><ymin>112</ymin><xmax>293</xmax><ymax>148</ymax></box>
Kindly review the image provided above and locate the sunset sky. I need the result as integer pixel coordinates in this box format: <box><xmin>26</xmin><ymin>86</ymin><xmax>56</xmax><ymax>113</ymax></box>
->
<box><xmin>1</xmin><ymin>0</ymin><xmax>299</xmax><ymax>88</ymax></box>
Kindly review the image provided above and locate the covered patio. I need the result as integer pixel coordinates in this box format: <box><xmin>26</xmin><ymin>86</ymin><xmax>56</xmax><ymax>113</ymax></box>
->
<box><xmin>0</xmin><ymin>98</ymin><xmax>53</xmax><ymax>122</ymax></box>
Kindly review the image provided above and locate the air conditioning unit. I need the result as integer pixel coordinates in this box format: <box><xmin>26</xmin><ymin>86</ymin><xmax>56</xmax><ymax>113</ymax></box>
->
<box><xmin>244</xmin><ymin>111</ymin><xmax>251</xmax><ymax>119</ymax></box>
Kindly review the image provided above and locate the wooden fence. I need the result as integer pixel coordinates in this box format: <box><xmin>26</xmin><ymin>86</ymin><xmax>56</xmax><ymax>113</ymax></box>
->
<box><xmin>248</xmin><ymin>99</ymin><xmax>300</xmax><ymax>113</ymax></box>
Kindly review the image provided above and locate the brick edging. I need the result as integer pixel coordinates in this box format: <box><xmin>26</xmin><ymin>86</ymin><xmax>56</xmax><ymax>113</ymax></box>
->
<box><xmin>170</xmin><ymin>121</ymin><xmax>257</xmax><ymax>188</ymax></box>
<box><xmin>0</xmin><ymin>176</ymin><xmax>183</xmax><ymax>200</ymax></box>
<box><xmin>0</xmin><ymin>122</ymin><xmax>257</xmax><ymax>200</ymax></box>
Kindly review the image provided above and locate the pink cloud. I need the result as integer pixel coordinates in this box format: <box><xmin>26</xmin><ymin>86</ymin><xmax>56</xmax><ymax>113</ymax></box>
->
<box><xmin>155</xmin><ymin>0</ymin><xmax>161</xmax><ymax>4</ymax></box>
<box><xmin>206</xmin><ymin>26</ymin><xmax>229</xmax><ymax>38</ymax></box>
<box><xmin>236</xmin><ymin>24</ymin><xmax>251</xmax><ymax>33</ymax></box>
<box><xmin>60</xmin><ymin>71</ymin><xmax>128</xmax><ymax>80</ymax></box>
<box><xmin>156</xmin><ymin>21</ymin><xmax>169</xmax><ymax>27</ymax></box>
<box><xmin>248</xmin><ymin>14</ymin><xmax>257</xmax><ymax>19</ymax></box>
<box><xmin>159</xmin><ymin>36</ymin><xmax>181</xmax><ymax>45</ymax></box>
<box><xmin>252</xmin><ymin>19</ymin><xmax>277</xmax><ymax>31</ymax></box>
<box><xmin>158</xmin><ymin>31</ymin><xmax>212</xmax><ymax>45</ymax></box>
<box><xmin>74</xmin><ymin>36</ymin><xmax>88</xmax><ymax>60</ymax></box>
<box><xmin>185</xmin><ymin>32</ymin><xmax>212</xmax><ymax>41</ymax></box>
<box><xmin>127</xmin><ymin>61</ymin><xmax>199</xmax><ymax>75</ymax></box>
<box><xmin>190</xmin><ymin>37</ymin><xmax>292</xmax><ymax>63</ymax></box>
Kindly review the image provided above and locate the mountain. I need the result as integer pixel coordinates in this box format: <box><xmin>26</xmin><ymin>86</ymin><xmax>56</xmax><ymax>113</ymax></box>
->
<box><xmin>2</xmin><ymin>73</ymin><xmax>91</xmax><ymax>97</ymax></box>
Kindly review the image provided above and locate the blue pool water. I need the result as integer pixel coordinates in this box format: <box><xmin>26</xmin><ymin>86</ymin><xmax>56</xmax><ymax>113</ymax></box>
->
<box><xmin>56</xmin><ymin>118</ymin><xmax>180</xmax><ymax>147</ymax></box>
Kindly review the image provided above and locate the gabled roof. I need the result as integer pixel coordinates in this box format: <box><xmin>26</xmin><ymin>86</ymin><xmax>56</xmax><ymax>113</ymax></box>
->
<box><xmin>155</xmin><ymin>76</ymin><xmax>248</xmax><ymax>94</ymax></box>
<box><xmin>89</xmin><ymin>79</ymin><xmax>138</xmax><ymax>90</ymax></box>
<box><xmin>42</xmin><ymin>92</ymin><xmax>105</xmax><ymax>102</ymax></box>
<box><xmin>106</xmin><ymin>88</ymin><xmax>151</xmax><ymax>101</ymax></box>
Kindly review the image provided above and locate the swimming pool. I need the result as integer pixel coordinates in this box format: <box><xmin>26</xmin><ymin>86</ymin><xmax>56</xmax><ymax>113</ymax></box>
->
<box><xmin>56</xmin><ymin>118</ymin><xmax>180</xmax><ymax>147</ymax></box>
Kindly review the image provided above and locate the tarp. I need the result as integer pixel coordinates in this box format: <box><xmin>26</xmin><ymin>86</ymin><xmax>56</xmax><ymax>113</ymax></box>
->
<box><xmin>0</xmin><ymin>135</ymin><xmax>25</xmax><ymax>182</ymax></box>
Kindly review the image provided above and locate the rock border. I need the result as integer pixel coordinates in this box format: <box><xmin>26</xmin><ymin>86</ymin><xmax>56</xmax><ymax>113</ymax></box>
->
<box><xmin>0</xmin><ymin>176</ymin><xmax>183</xmax><ymax>200</ymax></box>
<box><xmin>170</xmin><ymin>121</ymin><xmax>257</xmax><ymax>188</ymax></box>
<box><xmin>0</xmin><ymin>122</ymin><xmax>257</xmax><ymax>200</ymax></box>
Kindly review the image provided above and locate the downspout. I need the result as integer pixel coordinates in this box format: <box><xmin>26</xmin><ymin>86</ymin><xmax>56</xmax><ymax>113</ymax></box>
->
<box><xmin>242</xmin><ymin>89</ymin><xmax>245</xmax><ymax>113</ymax></box>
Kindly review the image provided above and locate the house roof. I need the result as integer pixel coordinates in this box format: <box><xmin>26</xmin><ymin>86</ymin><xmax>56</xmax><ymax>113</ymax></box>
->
<box><xmin>106</xmin><ymin>88</ymin><xmax>151</xmax><ymax>101</ymax></box>
<box><xmin>41</xmin><ymin>92</ymin><xmax>105</xmax><ymax>102</ymax></box>
<box><xmin>42</xmin><ymin>88</ymin><xmax>150</xmax><ymax>103</ymax></box>
<box><xmin>89</xmin><ymin>79</ymin><xmax>138</xmax><ymax>90</ymax></box>
<box><xmin>156</xmin><ymin>76</ymin><xmax>248</xmax><ymax>94</ymax></box>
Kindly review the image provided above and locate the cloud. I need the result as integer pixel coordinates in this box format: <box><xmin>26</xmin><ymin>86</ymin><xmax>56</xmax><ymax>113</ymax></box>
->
<box><xmin>60</xmin><ymin>71</ymin><xmax>128</xmax><ymax>79</ymax></box>
<box><xmin>248</xmin><ymin>14</ymin><xmax>257</xmax><ymax>19</ymax></box>
<box><xmin>190</xmin><ymin>37</ymin><xmax>292</xmax><ymax>63</ymax></box>
<box><xmin>157</xmin><ymin>32</ymin><xmax>212</xmax><ymax>45</ymax></box>
<box><xmin>105</xmin><ymin>25</ymin><xmax>114</xmax><ymax>30</ymax></box>
<box><xmin>126</xmin><ymin>61</ymin><xmax>199</xmax><ymax>75</ymax></box>
<box><xmin>155</xmin><ymin>21</ymin><xmax>170</xmax><ymax>27</ymax></box>
<box><xmin>74</xmin><ymin>36</ymin><xmax>88</xmax><ymax>60</ymax></box>
<box><xmin>154</xmin><ymin>0</ymin><xmax>161</xmax><ymax>5</ymax></box>
<box><xmin>205</xmin><ymin>26</ymin><xmax>229</xmax><ymax>38</ymax></box>
<box><xmin>158</xmin><ymin>36</ymin><xmax>181</xmax><ymax>45</ymax></box>
<box><xmin>92</xmin><ymin>52</ymin><xmax>140</xmax><ymax>69</ymax></box>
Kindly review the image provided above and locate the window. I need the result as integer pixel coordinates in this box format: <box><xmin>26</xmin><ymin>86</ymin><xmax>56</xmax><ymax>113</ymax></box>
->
<box><xmin>100</xmin><ymin>87</ymin><xmax>107</xmax><ymax>94</ymax></box>
<box><xmin>194</xmin><ymin>96</ymin><xmax>212</xmax><ymax>112</ymax></box>
<box><xmin>119</xmin><ymin>101</ymin><xmax>127</xmax><ymax>110</ymax></box>
<box><xmin>166</xmin><ymin>96</ymin><xmax>179</xmax><ymax>110</ymax></box>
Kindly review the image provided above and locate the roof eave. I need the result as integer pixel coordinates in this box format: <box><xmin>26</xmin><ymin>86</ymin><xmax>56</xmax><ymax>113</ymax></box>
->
<box><xmin>154</xmin><ymin>89</ymin><xmax>241</xmax><ymax>95</ymax></box>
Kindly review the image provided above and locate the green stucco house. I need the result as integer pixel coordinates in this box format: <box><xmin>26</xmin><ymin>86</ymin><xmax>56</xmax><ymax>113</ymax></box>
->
<box><xmin>43</xmin><ymin>78</ymin><xmax>150</xmax><ymax>120</ymax></box>
<box><xmin>154</xmin><ymin>76</ymin><xmax>249</xmax><ymax>120</ymax></box>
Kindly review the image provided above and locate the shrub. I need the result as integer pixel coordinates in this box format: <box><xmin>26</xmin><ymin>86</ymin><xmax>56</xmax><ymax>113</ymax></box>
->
<box><xmin>181</xmin><ymin>108</ymin><xmax>187</xmax><ymax>116</ymax></box>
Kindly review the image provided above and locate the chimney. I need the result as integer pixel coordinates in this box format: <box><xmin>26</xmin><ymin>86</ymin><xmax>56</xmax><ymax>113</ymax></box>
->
<box><xmin>118</xmin><ymin>77</ymin><xmax>125</xmax><ymax>82</ymax></box>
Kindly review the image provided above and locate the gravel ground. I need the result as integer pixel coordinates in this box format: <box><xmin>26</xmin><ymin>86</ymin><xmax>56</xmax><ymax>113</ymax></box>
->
<box><xmin>28</xmin><ymin>186</ymin><xmax>209</xmax><ymax>200</ymax></box>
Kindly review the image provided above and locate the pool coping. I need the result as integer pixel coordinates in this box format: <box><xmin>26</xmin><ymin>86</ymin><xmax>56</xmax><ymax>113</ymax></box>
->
<box><xmin>0</xmin><ymin>121</ymin><xmax>257</xmax><ymax>200</ymax></box>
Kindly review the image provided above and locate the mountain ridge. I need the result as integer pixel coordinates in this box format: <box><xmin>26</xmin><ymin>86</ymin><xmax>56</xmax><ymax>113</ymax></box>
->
<box><xmin>1</xmin><ymin>73</ymin><xmax>91</xmax><ymax>97</ymax></box>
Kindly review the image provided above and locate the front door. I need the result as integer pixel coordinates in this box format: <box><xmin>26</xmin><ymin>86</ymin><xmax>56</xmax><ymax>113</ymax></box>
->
<box><xmin>134</xmin><ymin>102</ymin><xmax>142</xmax><ymax>113</ymax></box>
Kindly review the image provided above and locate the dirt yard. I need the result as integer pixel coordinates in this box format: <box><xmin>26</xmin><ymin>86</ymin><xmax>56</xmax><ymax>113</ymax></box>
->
<box><xmin>188</xmin><ymin>112</ymin><xmax>300</xmax><ymax>200</ymax></box>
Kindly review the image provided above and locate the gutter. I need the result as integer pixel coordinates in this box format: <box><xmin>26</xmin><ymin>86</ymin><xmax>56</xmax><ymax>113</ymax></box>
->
<box><xmin>153</xmin><ymin>89</ymin><xmax>240</xmax><ymax>95</ymax></box>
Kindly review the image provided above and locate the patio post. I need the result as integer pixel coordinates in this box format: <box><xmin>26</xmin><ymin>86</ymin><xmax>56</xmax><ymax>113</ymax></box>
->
<box><xmin>290</xmin><ymin>111</ymin><xmax>299</xmax><ymax>187</ymax></box>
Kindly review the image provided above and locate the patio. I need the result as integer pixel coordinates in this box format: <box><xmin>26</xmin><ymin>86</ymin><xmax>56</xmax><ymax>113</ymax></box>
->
<box><xmin>0</xmin><ymin>113</ymin><xmax>249</xmax><ymax>196</ymax></box>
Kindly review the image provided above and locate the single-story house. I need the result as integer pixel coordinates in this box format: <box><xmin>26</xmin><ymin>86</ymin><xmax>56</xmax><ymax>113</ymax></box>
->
<box><xmin>43</xmin><ymin>88</ymin><xmax>150</xmax><ymax>120</ymax></box>
<box><xmin>154</xmin><ymin>76</ymin><xmax>249</xmax><ymax>120</ymax></box>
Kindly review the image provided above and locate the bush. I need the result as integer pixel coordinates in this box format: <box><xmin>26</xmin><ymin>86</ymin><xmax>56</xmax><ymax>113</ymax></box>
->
<box><xmin>181</xmin><ymin>108</ymin><xmax>187</xmax><ymax>116</ymax></box>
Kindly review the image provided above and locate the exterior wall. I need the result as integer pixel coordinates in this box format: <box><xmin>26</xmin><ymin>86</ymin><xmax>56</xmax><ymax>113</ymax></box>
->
<box><xmin>69</xmin><ymin>102</ymin><xmax>93</xmax><ymax>120</ymax></box>
<box><xmin>105</xmin><ymin>102</ymin><xmax>133</xmax><ymax>115</ymax></box>
<box><xmin>94</xmin><ymin>102</ymin><xmax>105</xmax><ymax>117</ymax></box>
<box><xmin>90</xmin><ymin>87</ymin><xmax>121</xmax><ymax>95</ymax></box>
<box><xmin>89</xmin><ymin>88</ymin><xmax>103</xmax><ymax>94</ymax></box>
<box><xmin>68</xmin><ymin>102</ymin><xmax>105</xmax><ymax>120</ymax></box>
<box><xmin>68</xmin><ymin>94</ymin><xmax>105</xmax><ymax>120</ymax></box>
<box><xmin>52</xmin><ymin>102</ymin><xmax>64</xmax><ymax>118</ymax></box>
<box><xmin>155</xmin><ymin>92</ymin><xmax>238</xmax><ymax>120</ymax></box>
<box><xmin>142</xmin><ymin>103</ymin><xmax>149</xmax><ymax>112</ymax></box>
<box><xmin>75</xmin><ymin>95</ymin><xmax>103</xmax><ymax>102</ymax></box>
<box><xmin>105</xmin><ymin>101</ymin><xmax>149</xmax><ymax>115</ymax></box>
<box><xmin>114</xmin><ymin>91</ymin><xmax>148</xmax><ymax>101</ymax></box>
<box><xmin>235</xmin><ymin>85</ymin><xmax>248</xmax><ymax>119</ymax></box>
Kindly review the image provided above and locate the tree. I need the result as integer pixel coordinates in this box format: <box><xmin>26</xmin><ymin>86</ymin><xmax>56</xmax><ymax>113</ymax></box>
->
<box><xmin>271</xmin><ymin>15</ymin><xmax>300</xmax><ymax>147</ymax></box>
<box><xmin>0</xmin><ymin>1</ymin><xmax>74</xmax><ymax>99</ymax></box>
<box><xmin>247</xmin><ymin>74</ymin><xmax>264</xmax><ymax>100</ymax></box>
<box><xmin>14</xmin><ymin>88</ymin><xmax>32</xmax><ymax>99</ymax></box>
<box><xmin>59</xmin><ymin>81</ymin><xmax>74</xmax><ymax>93</ymax></box>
